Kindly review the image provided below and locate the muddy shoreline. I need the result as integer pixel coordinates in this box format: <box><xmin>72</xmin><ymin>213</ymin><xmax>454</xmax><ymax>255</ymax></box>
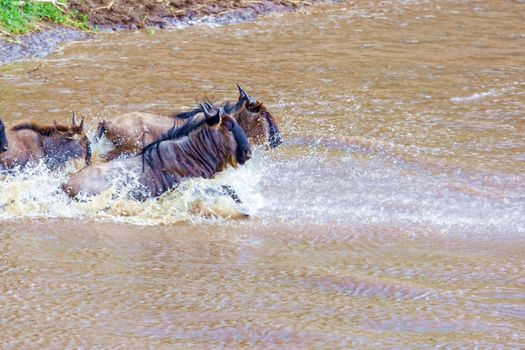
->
<box><xmin>0</xmin><ymin>0</ymin><xmax>316</xmax><ymax>66</ymax></box>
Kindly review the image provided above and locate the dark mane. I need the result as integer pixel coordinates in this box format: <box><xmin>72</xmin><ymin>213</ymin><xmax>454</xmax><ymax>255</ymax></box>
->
<box><xmin>169</xmin><ymin>105</ymin><xmax>203</xmax><ymax>120</ymax></box>
<box><xmin>171</xmin><ymin>99</ymin><xmax>242</xmax><ymax>119</ymax></box>
<box><xmin>10</xmin><ymin>121</ymin><xmax>67</xmax><ymax>136</ymax></box>
<box><xmin>141</xmin><ymin>116</ymin><xmax>206</xmax><ymax>170</ymax></box>
<box><xmin>223</xmin><ymin>99</ymin><xmax>244</xmax><ymax>115</ymax></box>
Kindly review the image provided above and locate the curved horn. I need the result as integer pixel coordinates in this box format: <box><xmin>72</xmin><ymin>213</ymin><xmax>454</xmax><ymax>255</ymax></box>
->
<box><xmin>201</xmin><ymin>103</ymin><xmax>219</xmax><ymax>118</ymax></box>
<box><xmin>217</xmin><ymin>107</ymin><xmax>227</xmax><ymax>117</ymax></box>
<box><xmin>72</xmin><ymin>110</ymin><xmax>77</xmax><ymax>126</ymax></box>
<box><xmin>237</xmin><ymin>83</ymin><xmax>247</xmax><ymax>98</ymax></box>
<box><xmin>79</xmin><ymin>118</ymin><xmax>84</xmax><ymax>130</ymax></box>
<box><xmin>205</xmin><ymin>101</ymin><xmax>213</xmax><ymax>109</ymax></box>
<box><xmin>200</xmin><ymin>103</ymin><xmax>212</xmax><ymax>118</ymax></box>
<box><xmin>201</xmin><ymin>103</ymin><xmax>221</xmax><ymax>126</ymax></box>
<box><xmin>237</xmin><ymin>84</ymin><xmax>256</xmax><ymax>105</ymax></box>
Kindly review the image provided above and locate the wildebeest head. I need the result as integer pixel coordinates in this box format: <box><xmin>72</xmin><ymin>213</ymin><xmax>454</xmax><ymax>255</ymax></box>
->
<box><xmin>202</xmin><ymin>103</ymin><xmax>252</xmax><ymax>166</ymax></box>
<box><xmin>229</xmin><ymin>84</ymin><xmax>283</xmax><ymax>148</ymax></box>
<box><xmin>48</xmin><ymin>112</ymin><xmax>92</xmax><ymax>167</ymax></box>
<box><xmin>0</xmin><ymin>117</ymin><xmax>8</xmax><ymax>153</ymax></box>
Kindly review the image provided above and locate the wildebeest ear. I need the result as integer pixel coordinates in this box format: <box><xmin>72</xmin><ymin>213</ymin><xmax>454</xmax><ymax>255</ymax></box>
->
<box><xmin>221</xmin><ymin>115</ymin><xmax>235</xmax><ymax>130</ymax></box>
<box><xmin>72</xmin><ymin>110</ymin><xmax>77</xmax><ymax>126</ymax></box>
<box><xmin>201</xmin><ymin>103</ymin><xmax>220</xmax><ymax>126</ymax></box>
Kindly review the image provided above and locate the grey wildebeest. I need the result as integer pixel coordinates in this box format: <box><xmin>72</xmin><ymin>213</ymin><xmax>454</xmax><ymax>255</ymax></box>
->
<box><xmin>62</xmin><ymin>105</ymin><xmax>252</xmax><ymax>200</ymax></box>
<box><xmin>0</xmin><ymin>113</ymin><xmax>91</xmax><ymax>170</ymax></box>
<box><xmin>0</xmin><ymin>118</ymin><xmax>8</xmax><ymax>153</ymax></box>
<box><xmin>94</xmin><ymin>85</ymin><xmax>282</xmax><ymax>160</ymax></box>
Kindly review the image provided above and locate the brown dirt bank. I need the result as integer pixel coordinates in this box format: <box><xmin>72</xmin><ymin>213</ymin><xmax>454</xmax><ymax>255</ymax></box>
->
<box><xmin>70</xmin><ymin>0</ymin><xmax>313</xmax><ymax>30</ymax></box>
<box><xmin>0</xmin><ymin>0</ymin><xmax>318</xmax><ymax>65</ymax></box>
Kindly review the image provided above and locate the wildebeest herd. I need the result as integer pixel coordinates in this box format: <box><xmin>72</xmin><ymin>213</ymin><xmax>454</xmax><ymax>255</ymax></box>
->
<box><xmin>0</xmin><ymin>85</ymin><xmax>282</xmax><ymax>205</ymax></box>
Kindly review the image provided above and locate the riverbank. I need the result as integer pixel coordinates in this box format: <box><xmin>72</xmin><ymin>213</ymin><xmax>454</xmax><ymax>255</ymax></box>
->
<box><xmin>0</xmin><ymin>0</ymin><xmax>316</xmax><ymax>65</ymax></box>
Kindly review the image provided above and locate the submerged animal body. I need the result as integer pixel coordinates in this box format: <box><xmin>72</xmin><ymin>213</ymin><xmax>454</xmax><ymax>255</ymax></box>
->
<box><xmin>0</xmin><ymin>114</ymin><xmax>91</xmax><ymax>170</ymax></box>
<box><xmin>94</xmin><ymin>85</ymin><xmax>282</xmax><ymax>160</ymax></box>
<box><xmin>63</xmin><ymin>106</ymin><xmax>252</xmax><ymax>200</ymax></box>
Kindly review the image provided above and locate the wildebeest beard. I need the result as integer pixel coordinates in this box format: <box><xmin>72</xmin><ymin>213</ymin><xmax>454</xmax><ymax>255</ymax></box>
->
<box><xmin>262</xmin><ymin>110</ymin><xmax>283</xmax><ymax>148</ymax></box>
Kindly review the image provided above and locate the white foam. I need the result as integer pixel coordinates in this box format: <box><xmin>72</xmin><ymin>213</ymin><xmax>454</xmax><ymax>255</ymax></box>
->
<box><xmin>450</xmin><ymin>89</ymin><xmax>499</xmax><ymax>103</ymax></box>
<box><xmin>0</xmin><ymin>149</ymin><xmax>267</xmax><ymax>225</ymax></box>
<box><xmin>256</xmin><ymin>148</ymin><xmax>525</xmax><ymax>238</ymax></box>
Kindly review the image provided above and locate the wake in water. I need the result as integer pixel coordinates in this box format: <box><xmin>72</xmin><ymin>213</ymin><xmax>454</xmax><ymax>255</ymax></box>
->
<box><xmin>257</xmin><ymin>135</ymin><xmax>525</xmax><ymax>239</ymax></box>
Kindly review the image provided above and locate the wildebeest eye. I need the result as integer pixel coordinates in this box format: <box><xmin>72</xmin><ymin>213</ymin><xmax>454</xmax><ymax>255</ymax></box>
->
<box><xmin>247</xmin><ymin>101</ymin><xmax>264</xmax><ymax>113</ymax></box>
<box><xmin>247</xmin><ymin>104</ymin><xmax>261</xmax><ymax>113</ymax></box>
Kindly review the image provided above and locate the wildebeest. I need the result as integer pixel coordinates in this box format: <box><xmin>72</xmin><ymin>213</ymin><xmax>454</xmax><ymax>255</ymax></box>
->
<box><xmin>0</xmin><ymin>113</ymin><xmax>91</xmax><ymax>170</ymax></box>
<box><xmin>94</xmin><ymin>85</ymin><xmax>282</xmax><ymax>160</ymax></box>
<box><xmin>223</xmin><ymin>85</ymin><xmax>282</xmax><ymax>148</ymax></box>
<box><xmin>62</xmin><ymin>105</ymin><xmax>251</xmax><ymax>200</ymax></box>
<box><xmin>0</xmin><ymin>118</ymin><xmax>8</xmax><ymax>153</ymax></box>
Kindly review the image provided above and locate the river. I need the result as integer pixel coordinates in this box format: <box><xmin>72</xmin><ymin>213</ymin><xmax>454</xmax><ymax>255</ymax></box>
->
<box><xmin>0</xmin><ymin>0</ymin><xmax>524</xmax><ymax>348</ymax></box>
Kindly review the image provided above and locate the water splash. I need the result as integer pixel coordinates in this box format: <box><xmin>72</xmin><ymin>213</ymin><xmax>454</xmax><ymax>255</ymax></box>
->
<box><xmin>450</xmin><ymin>89</ymin><xmax>500</xmax><ymax>103</ymax></box>
<box><xmin>257</xmin><ymin>139</ymin><xmax>525</xmax><ymax>238</ymax></box>
<box><xmin>0</xmin><ymin>150</ymin><xmax>267</xmax><ymax>225</ymax></box>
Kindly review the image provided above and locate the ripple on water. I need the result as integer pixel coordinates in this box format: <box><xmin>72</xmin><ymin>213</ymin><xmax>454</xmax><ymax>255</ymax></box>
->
<box><xmin>1</xmin><ymin>0</ymin><xmax>525</xmax><ymax>348</ymax></box>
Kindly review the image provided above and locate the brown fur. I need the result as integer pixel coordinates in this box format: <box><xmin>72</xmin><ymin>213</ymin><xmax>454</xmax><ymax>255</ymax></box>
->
<box><xmin>63</xmin><ymin>113</ymin><xmax>251</xmax><ymax>200</ymax></box>
<box><xmin>235</xmin><ymin>102</ymin><xmax>271</xmax><ymax>146</ymax></box>
<box><xmin>95</xmin><ymin>112</ymin><xmax>177</xmax><ymax>160</ymax></box>
<box><xmin>95</xmin><ymin>96</ymin><xmax>281</xmax><ymax>160</ymax></box>
<box><xmin>0</xmin><ymin>120</ymin><xmax>91</xmax><ymax>170</ymax></box>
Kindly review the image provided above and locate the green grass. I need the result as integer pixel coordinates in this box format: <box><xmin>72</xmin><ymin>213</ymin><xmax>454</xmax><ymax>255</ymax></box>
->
<box><xmin>0</xmin><ymin>0</ymin><xmax>89</xmax><ymax>36</ymax></box>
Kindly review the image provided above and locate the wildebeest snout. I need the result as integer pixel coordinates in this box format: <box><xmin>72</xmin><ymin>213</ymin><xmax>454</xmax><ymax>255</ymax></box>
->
<box><xmin>238</xmin><ymin>149</ymin><xmax>252</xmax><ymax>164</ymax></box>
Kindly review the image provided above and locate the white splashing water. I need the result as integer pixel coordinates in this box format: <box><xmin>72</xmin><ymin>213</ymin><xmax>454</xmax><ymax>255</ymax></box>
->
<box><xmin>257</xmin><ymin>143</ymin><xmax>525</xmax><ymax>238</ymax></box>
<box><xmin>450</xmin><ymin>89</ymin><xmax>500</xmax><ymax>103</ymax></box>
<box><xmin>0</xmin><ymin>146</ymin><xmax>267</xmax><ymax>226</ymax></box>
<box><xmin>2</xmin><ymin>126</ymin><xmax>523</xmax><ymax>235</ymax></box>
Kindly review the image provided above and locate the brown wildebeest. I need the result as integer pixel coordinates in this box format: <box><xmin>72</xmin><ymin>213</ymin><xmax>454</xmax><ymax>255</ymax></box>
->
<box><xmin>94</xmin><ymin>85</ymin><xmax>282</xmax><ymax>160</ymax></box>
<box><xmin>0</xmin><ymin>113</ymin><xmax>91</xmax><ymax>170</ymax></box>
<box><xmin>63</xmin><ymin>105</ymin><xmax>251</xmax><ymax>200</ymax></box>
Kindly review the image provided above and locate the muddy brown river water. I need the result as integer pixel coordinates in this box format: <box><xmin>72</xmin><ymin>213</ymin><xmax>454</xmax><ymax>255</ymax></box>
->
<box><xmin>1</xmin><ymin>0</ymin><xmax>524</xmax><ymax>348</ymax></box>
